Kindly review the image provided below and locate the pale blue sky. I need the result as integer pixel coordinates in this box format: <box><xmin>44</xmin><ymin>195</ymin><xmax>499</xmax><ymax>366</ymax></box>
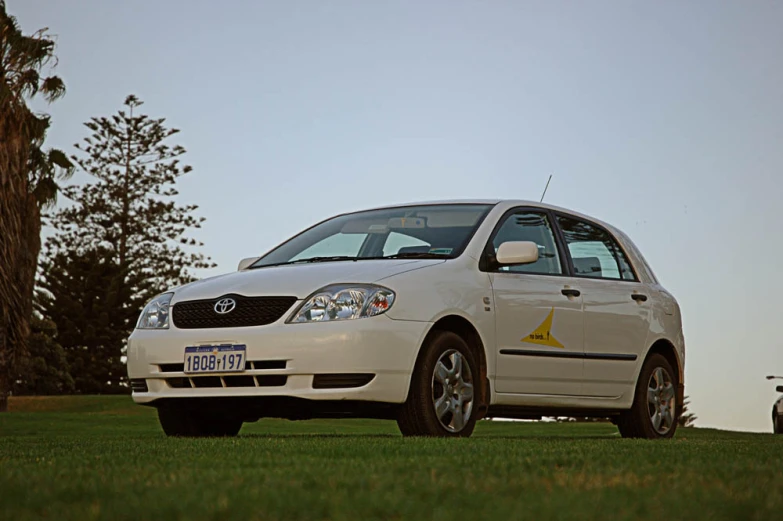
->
<box><xmin>15</xmin><ymin>1</ymin><xmax>783</xmax><ymax>431</ymax></box>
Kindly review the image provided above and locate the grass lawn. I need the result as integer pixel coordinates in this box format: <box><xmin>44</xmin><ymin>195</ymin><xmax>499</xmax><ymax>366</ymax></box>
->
<box><xmin>1</xmin><ymin>396</ymin><xmax>781</xmax><ymax>521</ymax></box>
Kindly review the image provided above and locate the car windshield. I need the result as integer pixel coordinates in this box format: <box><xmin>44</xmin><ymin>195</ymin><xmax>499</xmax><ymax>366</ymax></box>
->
<box><xmin>250</xmin><ymin>204</ymin><xmax>493</xmax><ymax>269</ymax></box>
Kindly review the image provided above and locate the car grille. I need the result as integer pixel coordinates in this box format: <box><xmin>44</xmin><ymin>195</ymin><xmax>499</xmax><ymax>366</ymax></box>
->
<box><xmin>165</xmin><ymin>375</ymin><xmax>287</xmax><ymax>389</ymax></box>
<box><xmin>130</xmin><ymin>379</ymin><xmax>149</xmax><ymax>393</ymax></box>
<box><xmin>172</xmin><ymin>295</ymin><xmax>297</xmax><ymax>329</ymax></box>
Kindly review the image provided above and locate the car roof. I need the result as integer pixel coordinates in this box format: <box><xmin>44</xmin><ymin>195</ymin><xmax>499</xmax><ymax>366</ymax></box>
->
<box><xmin>369</xmin><ymin>199</ymin><xmax>617</xmax><ymax>232</ymax></box>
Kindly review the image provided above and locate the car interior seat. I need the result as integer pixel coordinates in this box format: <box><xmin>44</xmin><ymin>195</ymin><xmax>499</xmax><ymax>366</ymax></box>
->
<box><xmin>572</xmin><ymin>256</ymin><xmax>602</xmax><ymax>276</ymax></box>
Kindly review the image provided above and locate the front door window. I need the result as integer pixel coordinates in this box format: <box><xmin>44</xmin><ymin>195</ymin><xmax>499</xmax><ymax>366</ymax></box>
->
<box><xmin>492</xmin><ymin>212</ymin><xmax>562</xmax><ymax>275</ymax></box>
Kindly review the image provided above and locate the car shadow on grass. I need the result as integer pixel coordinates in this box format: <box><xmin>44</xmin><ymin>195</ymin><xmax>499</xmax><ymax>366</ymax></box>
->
<box><xmin>485</xmin><ymin>434</ymin><xmax>622</xmax><ymax>441</ymax></box>
<box><xmin>240</xmin><ymin>433</ymin><xmax>400</xmax><ymax>439</ymax></box>
<box><xmin>237</xmin><ymin>433</ymin><xmax>620</xmax><ymax>440</ymax></box>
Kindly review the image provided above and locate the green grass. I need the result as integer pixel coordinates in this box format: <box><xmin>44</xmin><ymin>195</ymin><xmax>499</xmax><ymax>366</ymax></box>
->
<box><xmin>1</xmin><ymin>397</ymin><xmax>781</xmax><ymax>521</ymax></box>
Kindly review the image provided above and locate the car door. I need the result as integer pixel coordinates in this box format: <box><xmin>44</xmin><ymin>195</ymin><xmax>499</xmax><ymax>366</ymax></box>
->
<box><xmin>555</xmin><ymin>214</ymin><xmax>651</xmax><ymax>399</ymax></box>
<box><xmin>487</xmin><ymin>209</ymin><xmax>585</xmax><ymax>396</ymax></box>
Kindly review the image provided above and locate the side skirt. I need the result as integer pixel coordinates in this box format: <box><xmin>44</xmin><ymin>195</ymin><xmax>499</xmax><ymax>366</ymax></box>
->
<box><xmin>486</xmin><ymin>404</ymin><xmax>623</xmax><ymax>421</ymax></box>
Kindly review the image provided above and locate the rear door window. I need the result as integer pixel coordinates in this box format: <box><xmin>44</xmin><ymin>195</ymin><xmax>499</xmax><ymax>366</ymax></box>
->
<box><xmin>556</xmin><ymin>215</ymin><xmax>637</xmax><ymax>281</ymax></box>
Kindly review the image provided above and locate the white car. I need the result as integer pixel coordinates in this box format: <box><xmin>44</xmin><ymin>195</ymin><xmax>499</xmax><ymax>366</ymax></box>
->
<box><xmin>128</xmin><ymin>200</ymin><xmax>684</xmax><ymax>439</ymax></box>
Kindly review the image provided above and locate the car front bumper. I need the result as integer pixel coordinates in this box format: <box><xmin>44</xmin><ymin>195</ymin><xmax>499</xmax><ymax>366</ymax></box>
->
<box><xmin>127</xmin><ymin>315</ymin><xmax>430</xmax><ymax>405</ymax></box>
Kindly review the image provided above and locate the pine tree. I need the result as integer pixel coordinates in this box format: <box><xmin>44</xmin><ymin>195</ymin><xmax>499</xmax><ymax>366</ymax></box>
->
<box><xmin>37</xmin><ymin>249</ymin><xmax>134</xmax><ymax>393</ymax></box>
<box><xmin>13</xmin><ymin>316</ymin><xmax>74</xmax><ymax>395</ymax></box>
<box><xmin>39</xmin><ymin>95</ymin><xmax>214</xmax><ymax>392</ymax></box>
<box><xmin>678</xmin><ymin>395</ymin><xmax>697</xmax><ymax>428</ymax></box>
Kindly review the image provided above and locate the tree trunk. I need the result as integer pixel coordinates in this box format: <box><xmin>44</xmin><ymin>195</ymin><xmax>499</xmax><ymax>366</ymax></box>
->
<box><xmin>0</xmin><ymin>367</ymin><xmax>7</xmax><ymax>411</ymax></box>
<box><xmin>0</xmin><ymin>155</ymin><xmax>25</xmax><ymax>412</ymax></box>
<box><xmin>0</xmin><ymin>152</ymin><xmax>39</xmax><ymax>412</ymax></box>
<box><xmin>0</xmin><ymin>315</ymin><xmax>8</xmax><ymax>411</ymax></box>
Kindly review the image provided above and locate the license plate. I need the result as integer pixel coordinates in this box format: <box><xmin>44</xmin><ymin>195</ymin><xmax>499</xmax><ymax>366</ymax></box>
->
<box><xmin>184</xmin><ymin>344</ymin><xmax>246</xmax><ymax>374</ymax></box>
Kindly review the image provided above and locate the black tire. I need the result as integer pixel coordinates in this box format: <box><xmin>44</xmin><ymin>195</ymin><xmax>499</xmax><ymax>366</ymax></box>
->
<box><xmin>157</xmin><ymin>406</ymin><xmax>242</xmax><ymax>437</ymax></box>
<box><xmin>617</xmin><ymin>353</ymin><xmax>679</xmax><ymax>439</ymax></box>
<box><xmin>774</xmin><ymin>411</ymin><xmax>783</xmax><ymax>434</ymax></box>
<box><xmin>397</xmin><ymin>331</ymin><xmax>479</xmax><ymax>437</ymax></box>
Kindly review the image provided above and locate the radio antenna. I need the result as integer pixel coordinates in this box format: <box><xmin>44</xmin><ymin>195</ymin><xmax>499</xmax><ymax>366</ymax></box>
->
<box><xmin>539</xmin><ymin>174</ymin><xmax>553</xmax><ymax>202</ymax></box>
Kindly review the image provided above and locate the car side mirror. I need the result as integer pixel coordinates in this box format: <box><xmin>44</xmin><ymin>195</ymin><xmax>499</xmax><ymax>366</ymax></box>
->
<box><xmin>237</xmin><ymin>257</ymin><xmax>259</xmax><ymax>271</ymax></box>
<box><xmin>777</xmin><ymin>385</ymin><xmax>783</xmax><ymax>393</ymax></box>
<box><xmin>495</xmin><ymin>241</ymin><xmax>539</xmax><ymax>265</ymax></box>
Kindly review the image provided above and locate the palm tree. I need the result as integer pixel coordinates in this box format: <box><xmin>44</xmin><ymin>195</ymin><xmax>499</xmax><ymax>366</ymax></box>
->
<box><xmin>0</xmin><ymin>1</ymin><xmax>72</xmax><ymax>411</ymax></box>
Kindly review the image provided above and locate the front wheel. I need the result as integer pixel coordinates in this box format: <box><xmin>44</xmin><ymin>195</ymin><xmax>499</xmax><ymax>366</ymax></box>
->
<box><xmin>158</xmin><ymin>406</ymin><xmax>242</xmax><ymax>437</ymax></box>
<box><xmin>397</xmin><ymin>331</ymin><xmax>478</xmax><ymax>437</ymax></box>
<box><xmin>774</xmin><ymin>410</ymin><xmax>783</xmax><ymax>434</ymax></box>
<box><xmin>617</xmin><ymin>353</ymin><xmax>679</xmax><ymax>439</ymax></box>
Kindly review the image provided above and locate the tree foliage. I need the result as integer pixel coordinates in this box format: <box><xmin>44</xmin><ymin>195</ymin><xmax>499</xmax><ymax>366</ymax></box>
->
<box><xmin>13</xmin><ymin>316</ymin><xmax>73</xmax><ymax>395</ymax></box>
<box><xmin>37</xmin><ymin>249</ymin><xmax>133</xmax><ymax>393</ymax></box>
<box><xmin>39</xmin><ymin>95</ymin><xmax>214</xmax><ymax>393</ymax></box>
<box><xmin>47</xmin><ymin>95</ymin><xmax>214</xmax><ymax>290</ymax></box>
<box><xmin>679</xmin><ymin>395</ymin><xmax>697</xmax><ymax>428</ymax></box>
<box><xmin>0</xmin><ymin>1</ymin><xmax>72</xmax><ymax>411</ymax></box>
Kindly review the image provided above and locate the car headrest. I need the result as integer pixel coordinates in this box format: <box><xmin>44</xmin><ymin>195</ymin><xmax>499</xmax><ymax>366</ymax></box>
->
<box><xmin>572</xmin><ymin>257</ymin><xmax>602</xmax><ymax>276</ymax></box>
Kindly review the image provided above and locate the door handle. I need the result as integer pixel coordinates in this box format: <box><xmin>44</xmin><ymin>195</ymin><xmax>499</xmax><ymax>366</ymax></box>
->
<box><xmin>631</xmin><ymin>293</ymin><xmax>648</xmax><ymax>302</ymax></box>
<box><xmin>561</xmin><ymin>288</ymin><xmax>581</xmax><ymax>298</ymax></box>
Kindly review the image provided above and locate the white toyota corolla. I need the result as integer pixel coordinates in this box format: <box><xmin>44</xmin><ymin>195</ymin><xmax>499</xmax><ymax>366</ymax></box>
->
<box><xmin>128</xmin><ymin>200</ymin><xmax>684</xmax><ymax>439</ymax></box>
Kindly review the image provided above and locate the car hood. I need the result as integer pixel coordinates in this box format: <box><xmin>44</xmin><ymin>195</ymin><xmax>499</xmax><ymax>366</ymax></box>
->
<box><xmin>170</xmin><ymin>259</ymin><xmax>443</xmax><ymax>303</ymax></box>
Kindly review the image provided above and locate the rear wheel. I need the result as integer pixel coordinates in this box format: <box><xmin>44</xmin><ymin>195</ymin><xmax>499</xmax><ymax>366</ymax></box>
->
<box><xmin>617</xmin><ymin>353</ymin><xmax>678</xmax><ymax>439</ymax></box>
<box><xmin>397</xmin><ymin>331</ymin><xmax>478</xmax><ymax>437</ymax></box>
<box><xmin>157</xmin><ymin>407</ymin><xmax>242</xmax><ymax>437</ymax></box>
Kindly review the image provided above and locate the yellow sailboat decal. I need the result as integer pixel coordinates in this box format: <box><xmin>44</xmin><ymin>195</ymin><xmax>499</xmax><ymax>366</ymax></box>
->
<box><xmin>522</xmin><ymin>307</ymin><xmax>564</xmax><ymax>348</ymax></box>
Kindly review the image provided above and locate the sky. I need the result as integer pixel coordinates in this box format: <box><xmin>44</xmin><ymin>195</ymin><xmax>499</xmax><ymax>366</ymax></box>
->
<box><xmin>13</xmin><ymin>0</ymin><xmax>783</xmax><ymax>432</ymax></box>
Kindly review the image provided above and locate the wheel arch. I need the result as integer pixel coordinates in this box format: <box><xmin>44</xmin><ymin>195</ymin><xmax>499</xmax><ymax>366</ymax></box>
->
<box><xmin>642</xmin><ymin>338</ymin><xmax>684</xmax><ymax>417</ymax></box>
<box><xmin>645</xmin><ymin>338</ymin><xmax>683</xmax><ymax>383</ymax></box>
<box><xmin>414</xmin><ymin>314</ymin><xmax>491</xmax><ymax>418</ymax></box>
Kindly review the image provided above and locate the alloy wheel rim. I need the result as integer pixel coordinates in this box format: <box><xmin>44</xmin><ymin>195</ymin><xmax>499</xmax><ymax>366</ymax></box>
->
<box><xmin>647</xmin><ymin>366</ymin><xmax>676</xmax><ymax>435</ymax></box>
<box><xmin>431</xmin><ymin>349</ymin><xmax>474</xmax><ymax>433</ymax></box>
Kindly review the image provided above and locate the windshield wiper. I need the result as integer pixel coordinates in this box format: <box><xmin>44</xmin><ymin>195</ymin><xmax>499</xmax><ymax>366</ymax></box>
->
<box><xmin>293</xmin><ymin>256</ymin><xmax>361</xmax><ymax>264</ymax></box>
<box><xmin>293</xmin><ymin>253</ymin><xmax>451</xmax><ymax>262</ymax></box>
<box><xmin>249</xmin><ymin>256</ymin><xmax>360</xmax><ymax>269</ymax></box>
<box><xmin>250</xmin><ymin>253</ymin><xmax>449</xmax><ymax>270</ymax></box>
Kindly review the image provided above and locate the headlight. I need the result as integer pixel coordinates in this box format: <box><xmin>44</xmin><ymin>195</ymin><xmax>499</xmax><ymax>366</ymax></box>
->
<box><xmin>136</xmin><ymin>292</ymin><xmax>174</xmax><ymax>329</ymax></box>
<box><xmin>288</xmin><ymin>284</ymin><xmax>395</xmax><ymax>323</ymax></box>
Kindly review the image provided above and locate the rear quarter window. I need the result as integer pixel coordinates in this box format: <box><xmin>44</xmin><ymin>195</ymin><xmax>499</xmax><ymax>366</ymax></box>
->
<box><xmin>612</xmin><ymin>228</ymin><xmax>658</xmax><ymax>284</ymax></box>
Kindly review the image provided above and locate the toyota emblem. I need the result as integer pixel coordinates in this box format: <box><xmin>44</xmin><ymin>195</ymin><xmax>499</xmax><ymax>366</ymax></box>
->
<box><xmin>214</xmin><ymin>298</ymin><xmax>237</xmax><ymax>314</ymax></box>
